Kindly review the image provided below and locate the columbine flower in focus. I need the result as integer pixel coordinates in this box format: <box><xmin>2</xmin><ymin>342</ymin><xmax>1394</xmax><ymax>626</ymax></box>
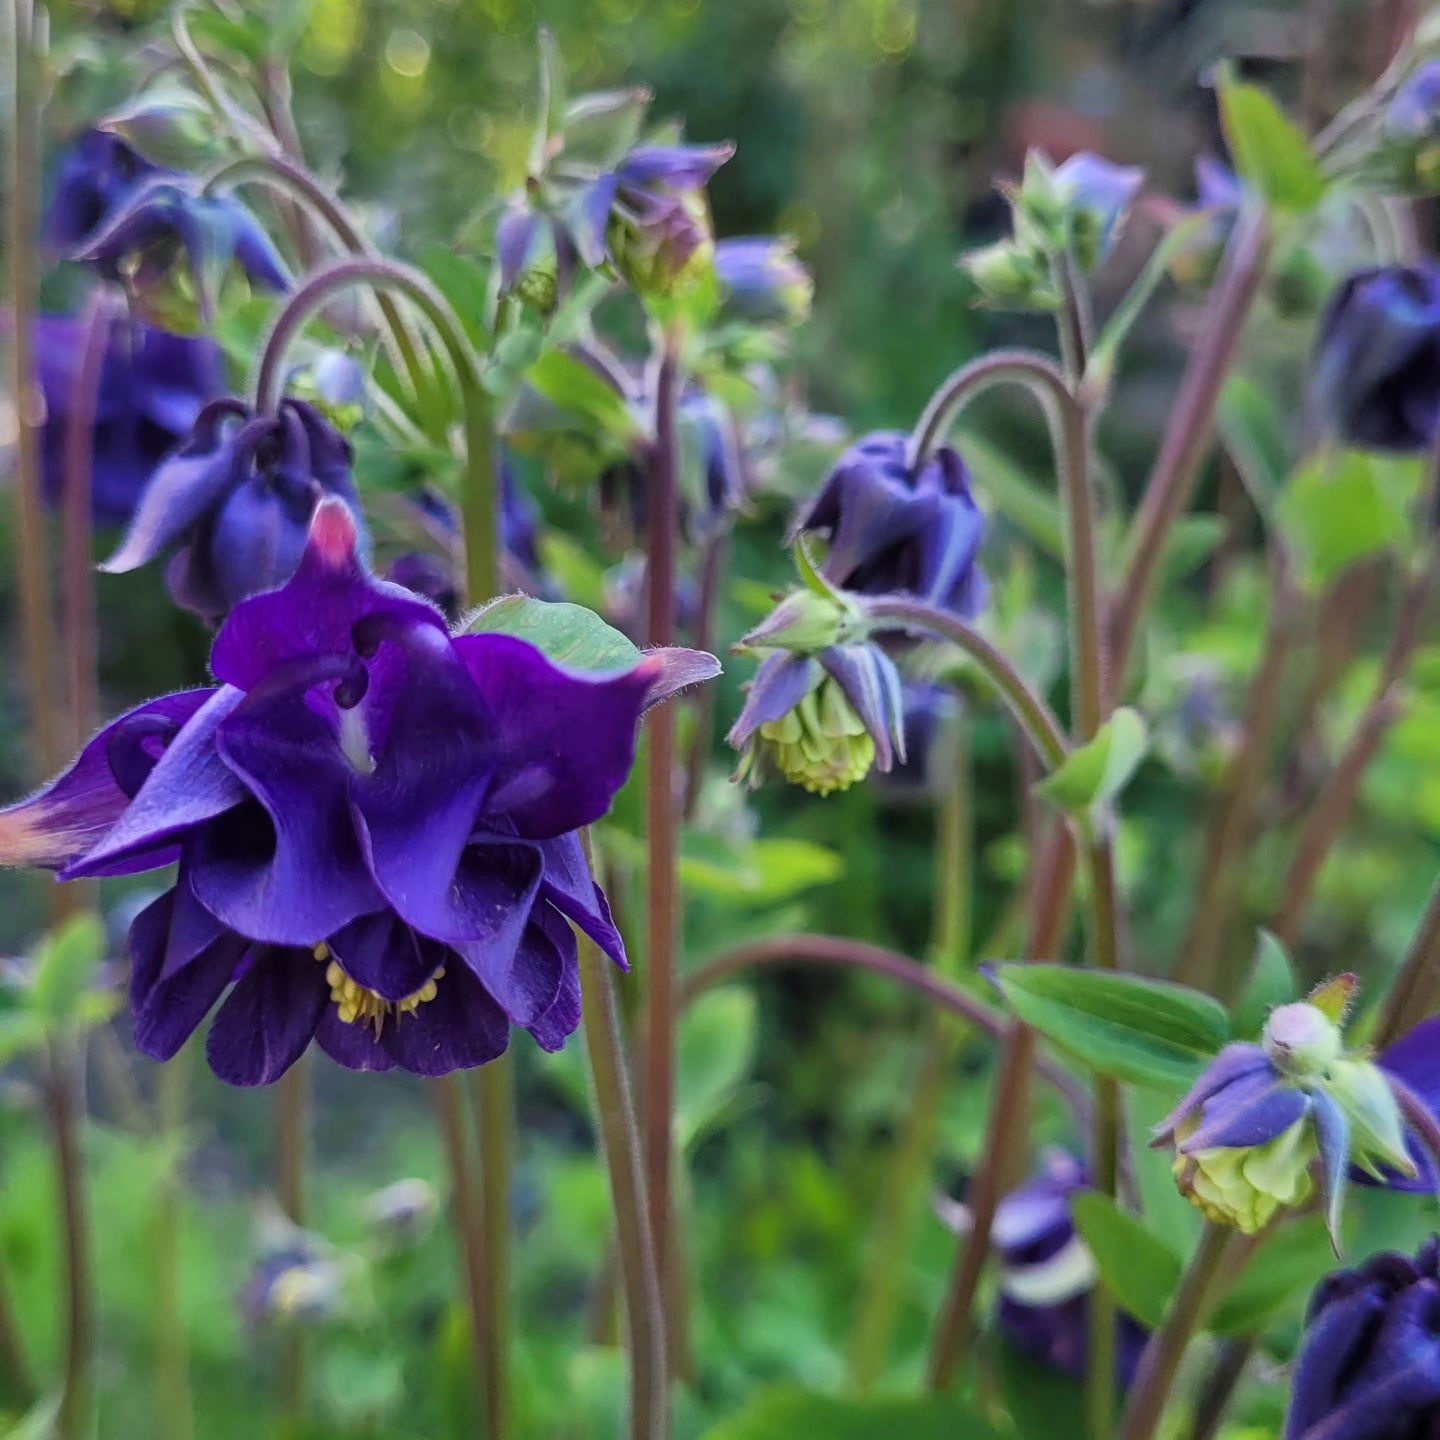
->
<box><xmin>33</xmin><ymin>314</ymin><xmax>224</xmax><ymax>525</ymax></box>
<box><xmin>101</xmin><ymin>397</ymin><xmax>366</xmax><ymax>623</ymax></box>
<box><xmin>1153</xmin><ymin>976</ymin><xmax>1440</xmax><ymax>1243</ymax></box>
<box><xmin>714</xmin><ymin>237</ymin><xmax>813</xmax><ymax>324</ymax></box>
<box><xmin>790</xmin><ymin>431</ymin><xmax>987</xmax><ymax>619</ymax></box>
<box><xmin>1306</xmin><ymin>264</ymin><xmax>1440</xmax><ymax>452</ymax></box>
<box><xmin>0</xmin><ymin>499</ymin><xmax>715</xmax><ymax>1083</ymax></box>
<box><xmin>1284</xmin><ymin>1236</ymin><xmax>1440</xmax><ymax>1440</ymax></box>
<box><xmin>974</xmin><ymin>1150</ymin><xmax>1149</xmax><ymax>1386</ymax></box>
<box><xmin>47</xmin><ymin>132</ymin><xmax>289</xmax><ymax>332</ymax></box>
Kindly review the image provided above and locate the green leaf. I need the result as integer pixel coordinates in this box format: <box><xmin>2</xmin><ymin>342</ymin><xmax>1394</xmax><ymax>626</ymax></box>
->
<box><xmin>1070</xmin><ymin>1191</ymin><xmax>1182</xmax><ymax>1329</ymax></box>
<box><xmin>1217</xmin><ymin>72</ymin><xmax>1326</xmax><ymax>212</ymax></box>
<box><xmin>679</xmin><ymin>834</ymin><xmax>844</xmax><ymax>906</ymax></box>
<box><xmin>990</xmin><ymin>964</ymin><xmax>1230</xmax><ymax>1090</ymax></box>
<box><xmin>1277</xmin><ymin>449</ymin><xmax>1425</xmax><ymax>592</ymax></box>
<box><xmin>1208</xmin><ymin>1215</ymin><xmax>1334</xmax><ymax>1336</ymax></box>
<box><xmin>698</xmin><ymin>1386</ymin><xmax>1001</xmax><ymax>1440</ymax></box>
<box><xmin>1158</xmin><ymin>515</ymin><xmax>1227</xmax><ymax>583</ymax></box>
<box><xmin>1218</xmin><ymin>375</ymin><xmax>1289</xmax><ymax>519</ymax></box>
<box><xmin>995</xmin><ymin>1341</ymin><xmax>1088</xmax><ymax>1440</ymax></box>
<box><xmin>0</xmin><ymin>1010</ymin><xmax>46</xmax><ymax>1065</ymax></box>
<box><xmin>1128</xmin><ymin>1089</ymin><xmax>1203</xmax><ymax>1254</ymax></box>
<box><xmin>523</xmin><ymin>349</ymin><xmax>641</xmax><ymax>441</ymax></box>
<box><xmin>465</xmin><ymin>596</ymin><xmax>640</xmax><ymax>672</ymax></box>
<box><xmin>32</xmin><ymin>913</ymin><xmax>107</xmax><ymax>1025</ymax></box>
<box><xmin>676</xmin><ymin>988</ymin><xmax>758</xmax><ymax>1150</ymax></box>
<box><xmin>419</xmin><ymin>244</ymin><xmax>493</xmax><ymax>347</ymax></box>
<box><xmin>1037</xmin><ymin>708</ymin><xmax>1148</xmax><ymax>819</ymax></box>
<box><xmin>1232</xmin><ymin>930</ymin><xmax>1297</xmax><ymax>1039</ymax></box>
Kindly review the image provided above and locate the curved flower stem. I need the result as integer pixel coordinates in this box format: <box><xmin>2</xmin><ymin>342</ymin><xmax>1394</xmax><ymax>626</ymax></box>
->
<box><xmin>49</xmin><ymin>1037</ymin><xmax>94</xmax><ymax>1440</ymax></box>
<box><xmin>681</xmin><ymin>935</ymin><xmax>1089</xmax><ymax>1119</ymax></box>
<box><xmin>580</xmin><ymin>931</ymin><xmax>667</xmax><ymax>1439</ymax></box>
<box><xmin>61</xmin><ymin>293</ymin><xmax>114</xmax><ymax>754</ymax></box>
<box><xmin>861</xmin><ymin>598</ymin><xmax>1069</xmax><ymax>771</ymax></box>
<box><xmin>1120</xmin><ymin>1224</ymin><xmax>1234</xmax><ymax>1440</ymax></box>
<box><xmin>643</xmin><ymin>335</ymin><xmax>683</xmax><ymax>1373</ymax></box>
<box><xmin>1110</xmin><ymin>208</ymin><xmax>1272</xmax><ymax>683</ymax></box>
<box><xmin>275</xmin><ymin>1057</ymin><xmax>308</xmax><ymax>1417</ymax></box>
<box><xmin>1377</xmin><ymin>874</ymin><xmax>1440</xmax><ymax>1047</ymax></box>
<box><xmin>203</xmin><ymin>153</ymin><xmax>442</xmax><ymax>437</ymax></box>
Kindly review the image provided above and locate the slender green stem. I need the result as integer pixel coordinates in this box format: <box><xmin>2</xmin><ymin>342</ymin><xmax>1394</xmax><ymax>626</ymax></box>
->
<box><xmin>642</xmin><ymin>338</ymin><xmax>683</xmax><ymax>1372</ymax></box>
<box><xmin>1185</xmin><ymin>1338</ymin><xmax>1255</xmax><ymax>1440</ymax></box>
<box><xmin>49</xmin><ymin>1038</ymin><xmax>94</xmax><ymax>1440</ymax></box>
<box><xmin>580</xmin><ymin>930</ymin><xmax>667</xmax><ymax>1438</ymax></box>
<box><xmin>1120</xmin><ymin>1225</ymin><xmax>1234</xmax><ymax>1440</ymax></box>
<box><xmin>862</xmin><ymin>598</ymin><xmax>1069</xmax><ymax>770</ymax></box>
<box><xmin>275</xmin><ymin>1057</ymin><xmax>308</xmax><ymax>1416</ymax></box>
<box><xmin>469</xmin><ymin>1059</ymin><xmax>511</xmax><ymax>1440</ymax></box>
<box><xmin>155</xmin><ymin>1049</ymin><xmax>193</xmax><ymax>1440</ymax></box>
<box><xmin>0</xmin><ymin>1246</ymin><xmax>33</xmax><ymax>1410</ymax></box>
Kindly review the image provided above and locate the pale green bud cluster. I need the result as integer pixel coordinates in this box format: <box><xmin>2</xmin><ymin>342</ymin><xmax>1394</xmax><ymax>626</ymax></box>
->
<box><xmin>747</xmin><ymin>677</ymin><xmax>876</xmax><ymax>796</ymax></box>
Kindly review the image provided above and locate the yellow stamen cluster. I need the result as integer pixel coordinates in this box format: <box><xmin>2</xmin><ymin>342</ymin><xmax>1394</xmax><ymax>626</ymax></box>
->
<box><xmin>313</xmin><ymin>942</ymin><xmax>443</xmax><ymax>1034</ymax></box>
<box><xmin>757</xmin><ymin>679</ymin><xmax>876</xmax><ymax>795</ymax></box>
<box><xmin>1172</xmin><ymin>1114</ymin><xmax>1316</xmax><ymax>1234</ymax></box>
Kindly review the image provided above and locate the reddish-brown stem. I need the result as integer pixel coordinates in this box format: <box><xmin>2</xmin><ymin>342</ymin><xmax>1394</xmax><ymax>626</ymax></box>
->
<box><xmin>1376</xmin><ymin>874</ymin><xmax>1440</xmax><ymax>1047</ymax></box>
<box><xmin>683</xmin><ymin>530</ymin><xmax>729</xmax><ymax>819</ymax></box>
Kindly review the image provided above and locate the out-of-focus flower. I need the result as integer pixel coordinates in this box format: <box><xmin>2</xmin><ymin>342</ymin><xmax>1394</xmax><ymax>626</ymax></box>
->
<box><xmin>790</xmin><ymin>432</ymin><xmax>987</xmax><ymax>620</ymax></box>
<box><xmin>287</xmin><ymin>351</ymin><xmax>367</xmax><ymax>433</ymax></box>
<box><xmin>98</xmin><ymin>89</ymin><xmax>226</xmax><ymax>172</ymax></box>
<box><xmin>1153</xmin><ymin>978</ymin><xmax>1440</xmax><ymax>1242</ymax></box>
<box><xmin>600</xmin><ymin>552</ymin><xmax>699</xmax><ymax>645</ymax></box>
<box><xmin>1170</xmin><ymin>158</ymin><xmax>1244</xmax><ymax>288</ymax></box>
<box><xmin>679</xmin><ymin>389</ymin><xmax>745</xmax><ymax>540</ymax></box>
<box><xmin>1306</xmin><ymin>264</ymin><xmax>1440</xmax><ymax>453</ymax></box>
<box><xmin>0</xmin><ymin>500</ymin><xmax>716</xmax><ymax>1083</ymax></box>
<box><xmin>366</xmin><ymin>1178</ymin><xmax>439</xmax><ymax>1249</ymax></box>
<box><xmin>875</xmin><ymin>682</ymin><xmax>963</xmax><ymax>798</ymax></box>
<box><xmin>101</xmin><ymin>398</ymin><xmax>365</xmax><ymax>623</ymax></box>
<box><xmin>961</xmin><ymin>239</ymin><xmax>1058</xmax><ymax>310</ymax></box>
<box><xmin>984</xmin><ymin>1150</ymin><xmax>1150</xmax><ymax>1386</ymax></box>
<box><xmin>728</xmin><ymin>643</ymin><xmax>905</xmax><ymax>795</ymax></box>
<box><xmin>714</xmin><ymin>237</ymin><xmax>813</xmax><ymax>324</ymax></box>
<box><xmin>48</xmin><ymin>133</ymin><xmax>289</xmax><ymax>332</ymax></box>
<box><xmin>1383</xmin><ymin>63</ymin><xmax>1440</xmax><ymax>192</ymax></box>
<box><xmin>33</xmin><ymin>313</ymin><xmax>224</xmax><ymax>525</ymax></box>
<box><xmin>1049</xmin><ymin>152</ymin><xmax>1146</xmax><ymax>269</ymax></box>
<box><xmin>1284</xmin><ymin>1236</ymin><xmax>1440</xmax><ymax>1440</ymax></box>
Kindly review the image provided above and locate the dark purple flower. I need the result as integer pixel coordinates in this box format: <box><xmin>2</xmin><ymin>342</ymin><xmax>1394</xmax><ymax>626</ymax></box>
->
<box><xmin>44</xmin><ymin>130</ymin><xmax>164</xmax><ymax>259</ymax></box>
<box><xmin>790</xmin><ymin>431</ymin><xmax>987</xmax><ymax>619</ymax></box>
<box><xmin>1285</xmin><ymin>1236</ymin><xmax>1440</xmax><ymax>1440</ymax></box>
<box><xmin>0</xmin><ymin>500</ymin><xmax>713</xmax><ymax>1083</ymax></box>
<box><xmin>34</xmin><ymin>313</ymin><xmax>225</xmax><ymax>525</ymax></box>
<box><xmin>101</xmin><ymin>398</ymin><xmax>366</xmax><ymax>623</ymax></box>
<box><xmin>990</xmin><ymin>1150</ymin><xmax>1149</xmax><ymax>1387</ymax></box>
<box><xmin>1307</xmin><ymin>265</ymin><xmax>1440</xmax><ymax>453</ymax></box>
<box><xmin>713</xmin><ymin>237</ymin><xmax>813</xmax><ymax>323</ymax></box>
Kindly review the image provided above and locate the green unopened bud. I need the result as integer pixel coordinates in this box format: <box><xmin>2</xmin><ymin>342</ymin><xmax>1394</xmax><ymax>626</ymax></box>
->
<box><xmin>101</xmin><ymin>89</ymin><xmax>226</xmax><ymax>170</ymax></box>
<box><xmin>608</xmin><ymin>192</ymin><xmax>715</xmax><ymax>300</ymax></box>
<box><xmin>1013</xmin><ymin>151</ymin><xmax>1068</xmax><ymax>251</ymax></box>
<box><xmin>742</xmin><ymin>589</ymin><xmax>858</xmax><ymax>654</ymax></box>
<box><xmin>1264</xmin><ymin>1001</ymin><xmax>1345</xmax><ymax>1078</ymax></box>
<box><xmin>748</xmin><ymin>678</ymin><xmax>876</xmax><ymax>795</ymax></box>
<box><xmin>515</xmin><ymin>255</ymin><xmax>560</xmax><ymax>316</ymax></box>
<box><xmin>961</xmin><ymin>240</ymin><xmax>1055</xmax><ymax>310</ymax></box>
<box><xmin>1174</xmin><ymin>1113</ymin><xmax>1316</xmax><ymax>1234</ymax></box>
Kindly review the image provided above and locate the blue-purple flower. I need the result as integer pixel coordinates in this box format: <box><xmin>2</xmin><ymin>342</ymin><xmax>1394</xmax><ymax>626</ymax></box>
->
<box><xmin>790</xmin><ymin>432</ymin><xmax>987</xmax><ymax>620</ymax></box>
<box><xmin>988</xmin><ymin>1150</ymin><xmax>1149</xmax><ymax>1387</ymax></box>
<box><xmin>1384</xmin><ymin>64</ymin><xmax>1440</xmax><ymax>192</ymax></box>
<box><xmin>1153</xmin><ymin>981</ymin><xmax>1440</xmax><ymax>1244</ymax></box>
<box><xmin>1050</xmin><ymin>153</ymin><xmax>1146</xmax><ymax>269</ymax></box>
<box><xmin>0</xmin><ymin>501</ymin><xmax>714</xmax><ymax>1083</ymax></box>
<box><xmin>1285</xmin><ymin>1236</ymin><xmax>1440</xmax><ymax>1440</ymax></box>
<box><xmin>1307</xmin><ymin>264</ymin><xmax>1440</xmax><ymax>453</ymax></box>
<box><xmin>44</xmin><ymin>129</ymin><xmax>164</xmax><ymax>259</ymax></box>
<box><xmin>714</xmin><ymin>237</ymin><xmax>813</xmax><ymax>324</ymax></box>
<box><xmin>34</xmin><ymin>313</ymin><xmax>224</xmax><ymax>525</ymax></box>
<box><xmin>101</xmin><ymin>397</ymin><xmax>365</xmax><ymax>623</ymax></box>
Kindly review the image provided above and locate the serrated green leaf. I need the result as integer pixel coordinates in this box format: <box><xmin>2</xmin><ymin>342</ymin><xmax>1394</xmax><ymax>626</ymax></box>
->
<box><xmin>1218</xmin><ymin>73</ymin><xmax>1326</xmax><ymax>212</ymax></box>
<box><xmin>1071</xmin><ymin>1191</ymin><xmax>1182</xmax><ymax>1329</ymax></box>
<box><xmin>32</xmin><ymin>913</ymin><xmax>107</xmax><ymax>1025</ymax></box>
<box><xmin>1232</xmin><ymin>930</ymin><xmax>1297</xmax><ymax>1039</ymax></box>
<box><xmin>991</xmin><ymin>963</ymin><xmax>1230</xmax><ymax>1090</ymax></box>
<box><xmin>1037</xmin><ymin>708</ymin><xmax>1148</xmax><ymax>818</ymax></box>
<box><xmin>465</xmin><ymin>595</ymin><xmax>641</xmax><ymax>671</ymax></box>
<box><xmin>698</xmin><ymin>1386</ymin><xmax>1001</xmax><ymax>1440</ymax></box>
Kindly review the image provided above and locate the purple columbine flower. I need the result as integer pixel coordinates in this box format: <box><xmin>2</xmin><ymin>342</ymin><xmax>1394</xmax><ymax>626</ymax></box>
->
<box><xmin>44</xmin><ymin>129</ymin><xmax>164</xmax><ymax>259</ymax></box>
<box><xmin>0</xmin><ymin>501</ymin><xmax>714</xmax><ymax>1083</ymax></box>
<box><xmin>1051</xmin><ymin>152</ymin><xmax>1145</xmax><ymax>269</ymax></box>
<box><xmin>1386</xmin><ymin>63</ymin><xmax>1440</xmax><ymax>139</ymax></box>
<box><xmin>988</xmin><ymin>1150</ymin><xmax>1150</xmax><ymax>1387</ymax></box>
<box><xmin>101</xmin><ymin>397</ymin><xmax>366</xmax><ymax>624</ymax></box>
<box><xmin>1284</xmin><ymin>1236</ymin><xmax>1440</xmax><ymax>1440</ymax></box>
<box><xmin>54</xmin><ymin>135</ymin><xmax>289</xmax><ymax>330</ymax></box>
<box><xmin>790</xmin><ymin>431</ymin><xmax>987</xmax><ymax>620</ymax></box>
<box><xmin>33</xmin><ymin>313</ymin><xmax>225</xmax><ymax>526</ymax></box>
<box><xmin>714</xmin><ymin>237</ymin><xmax>813</xmax><ymax>323</ymax></box>
<box><xmin>1306</xmin><ymin>264</ymin><xmax>1440</xmax><ymax>453</ymax></box>
<box><xmin>1153</xmin><ymin>979</ymin><xmax>1440</xmax><ymax>1246</ymax></box>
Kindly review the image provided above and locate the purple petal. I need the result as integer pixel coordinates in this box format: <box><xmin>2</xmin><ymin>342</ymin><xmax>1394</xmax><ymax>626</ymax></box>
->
<box><xmin>230</xmin><ymin>208</ymin><xmax>291</xmax><ymax>292</ymax></box>
<box><xmin>1177</xmin><ymin>1073</ymin><xmax>1308</xmax><ymax>1153</ymax></box>
<box><xmin>496</xmin><ymin>207</ymin><xmax>545</xmax><ymax>290</ymax></box>
<box><xmin>539</xmin><ymin>833</ymin><xmax>626</xmax><ymax>968</ymax></box>
<box><xmin>819</xmin><ymin>644</ymin><xmax>906</xmax><ymax>770</ymax></box>
<box><xmin>1312</xmin><ymin>1090</ymin><xmax>1350</xmax><ymax>1256</ymax></box>
<box><xmin>205</xmin><ymin>946</ymin><xmax>329</xmax><ymax>1086</ymax></box>
<box><xmin>315</xmin><ymin>1007</ymin><xmax>397</xmax><ymax>1073</ymax></box>
<box><xmin>726</xmin><ymin>653</ymin><xmax>819</xmax><ymax>748</ymax></box>
<box><xmin>449</xmin><ymin>841</ymin><xmax>551</xmax><ymax>1023</ymax></box>
<box><xmin>642</xmin><ymin>646</ymin><xmax>722</xmax><ymax>712</ymax></box>
<box><xmin>324</xmin><ymin>911</ymin><xmax>441</xmax><ymax>1004</ymax></box>
<box><xmin>0</xmin><ymin>689</ymin><xmax>213</xmax><ymax>870</ymax></box>
<box><xmin>63</xmin><ymin>687</ymin><xmax>248</xmax><ymax>880</ymax></box>
<box><xmin>1152</xmin><ymin>1043</ymin><xmax>1273</xmax><ymax>1142</ymax></box>
<box><xmin>383</xmin><ymin>961</ymin><xmax>510</xmax><ymax>1076</ymax></box>
<box><xmin>210</xmin><ymin>499</ymin><xmax>444</xmax><ymax>693</ymax></box>
<box><xmin>522</xmin><ymin>907</ymin><xmax>581</xmax><ymax>1053</ymax></box>
<box><xmin>617</xmin><ymin>142</ymin><xmax>734</xmax><ymax>191</ymax></box>
<box><xmin>1286</xmin><ymin>1283</ymin><xmax>1390</xmax><ymax>1437</ymax></box>
<box><xmin>1379</xmin><ymin>1016</ymin><xmax>1440</xmax><ymax>1116</ymax></box>
<box><xmin>455</xmin><ymin>633</ymin><xmax>652</xmax><ymax>839</ymax></box>
<box><xmin>574</xmin><ymin>173</ymin><xmax>620</xmax><ymax>266</ymax></box>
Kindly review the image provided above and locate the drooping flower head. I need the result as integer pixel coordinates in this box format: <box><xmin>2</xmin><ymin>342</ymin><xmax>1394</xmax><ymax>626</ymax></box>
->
<box><xmin>0</xmin><ymin>500</ymin><xmax>716</xmax><ymax>1083</ymax></box>
<box><xmin>983</xmin><ymin>1150</ymin><xmax>1150</xmax><ymax>1387</ymax></box>
<box><xmin>1153</xmin><ymin>977</ymin><xmax>1440</xmax><ymax>1244</ymax></box>
<box><xmin>1284</xmin><ymin>1236</ymin><xmax>1440</xmax><ymax>1440</ymax></box>
<box><xmin>1306</xmin><ymin>264</ymin><xmax>1440</xmax><ymax>453</ymax></box>
<box><xmin>102</xmin><ymin>397</ymin><xmax>366</xmax><ymax>623</ymax></box>
<box><xmin>790</xmin><ymin>431</ymin><xmax>987</xmax><ymax>619</ymax></box>
<box><xmin>44</xmin><ymin>129</ymin><xmax>164</xmax><ymax>259</ymax></box>
<box><xmin>714</xmin><ymin>237</ymin><xmax>813</xmax><ymax>324</ymax></box>
<box><xmin>33</xmin><ymin>313</ymin><xmax>225</xmax><ymax>525</ymax></box>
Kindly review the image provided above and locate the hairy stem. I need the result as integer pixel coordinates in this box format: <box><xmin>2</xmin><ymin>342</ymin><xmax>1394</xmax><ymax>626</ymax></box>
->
<box><xmin>49</xmin><ymin>1038</ymin><xmax>94</xmax><ymax>1440</ymax></box>
<box><xmin>155</xmin><ymin>1049</ymin><xmax>193</xmax><ymax>1440</ymax></box>
<box><xmin>1120</xmin><ymin>1224</ymin><xmax>1234</xmax><ymax>1440</ymax></box>
<box><xmin>580</xmin><ymin>932</ymin><xmax>667</xmax><ymax>1438</ymax></box>
<box><xmin>643</xmin><ymin>338</ymin><xmax>682</xmax><ymax>1370</ymax></box>
<box><xmin>1186</xmin><ymin>1338</ymin><xmax>1255</xmax><ymax>1440</ymax></box>
<box><xmin>469</xmin><ymin>1058</ymin><xmax>511</xmax><ymax>1440</ymax></box>
<box><xmin>682</xmin><ymin>530</ymin><xmax>729</xmax><ymax>819</ymax></box>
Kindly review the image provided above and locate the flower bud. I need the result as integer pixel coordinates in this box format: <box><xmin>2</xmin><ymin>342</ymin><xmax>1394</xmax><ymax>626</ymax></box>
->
<box><xmin>100</xmin><ymin>89</ymin><xmax>226</xmax><ymax>171</ymax></box>
<box><xmin>366</xmin><ymin>1178</ymin><xmax>439</xmax><ymax>1249</ymax></box>
<box><xmin>714</xmin><ymin>237</ymin><xmax>813</xmax><ymax>324</ymax></box>
<box><xmin>1383</xmin><ymin>62</ymin><xmax>1440</xmax><ymax>193</ymax></box>
<box><xmin>961</xmin><ymin>239</ymin><xmax>1057</xmax><ymax>310</ymax></box>
<box><xmin>287</xmin><ymin>352</ymin><xmax>367</xmax><ymax>433</ymax></box>
<box><xmin>1173</xmin><ymin>1108</ymin><xmax>1316</xmax><ymax>1234</ymax></box>
<box><xmin>608</xmin><ymin>188</ymin><xmax>715</xmax><ymax>299</ymax></box>
<box><xmin>740</xmin><ymin>587</ymin><xmax>857</xmax><ymax>654</ymax></box>
<box><xmin>1264</xmin><ymin>1002</ymin><xmax>1345</xmax><ymax>1077</ymax></box>
<box><xmin>1051</xmin><ymin>152</ymin><xmax>1145</xmax><ymax>270</ymax></box>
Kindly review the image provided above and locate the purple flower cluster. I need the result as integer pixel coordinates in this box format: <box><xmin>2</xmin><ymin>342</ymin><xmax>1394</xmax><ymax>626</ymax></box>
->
<box><xmin>0</xmin><ymin>501</ymin><xmax>707</xmax><ymax>1084</ymax></box>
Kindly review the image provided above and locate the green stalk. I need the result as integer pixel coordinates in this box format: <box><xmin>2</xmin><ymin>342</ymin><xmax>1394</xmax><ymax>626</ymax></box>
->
<box><xmin>48</xmin><ymin>1038</ymin><xmax>94</xmax><ymax>1440</ymax></box>
<box><xmin>155</xmin><ymin>1050</ymin><xmax>193</xmax><ymax>1440</ymax></box>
